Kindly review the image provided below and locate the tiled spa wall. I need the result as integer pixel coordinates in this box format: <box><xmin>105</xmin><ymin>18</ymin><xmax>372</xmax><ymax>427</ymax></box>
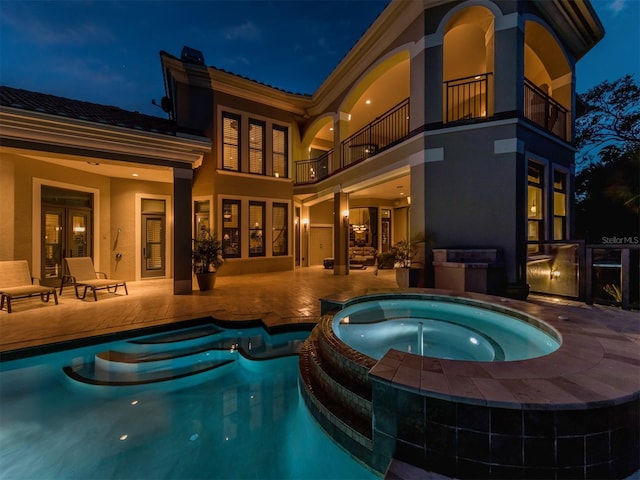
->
<box><xmin>371</xmin><ymin>379</ymin><xmax>640</xmax><ymax>479</ymax></box>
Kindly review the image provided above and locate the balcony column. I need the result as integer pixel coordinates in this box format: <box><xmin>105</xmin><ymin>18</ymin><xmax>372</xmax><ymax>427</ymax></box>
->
<box><xmin>333</xmin><ymin>190</ymin><xmax>350</xmax><ymax>276</ymax></box>
<box><xmin>333</xmin><ymin>112</ymin><xmax>350</xmax><ymax>171</ymax></box>
<box><xmin>493</xmin><ymin>20</ymin><xmax>524</xmax><ymax>115</ymax></box>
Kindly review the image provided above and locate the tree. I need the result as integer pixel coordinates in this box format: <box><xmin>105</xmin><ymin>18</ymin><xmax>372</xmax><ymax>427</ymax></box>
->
<box><xmin>575</xmin><ymin>75</ymin><xmax>640</xmax><ymax>242</ymax></box>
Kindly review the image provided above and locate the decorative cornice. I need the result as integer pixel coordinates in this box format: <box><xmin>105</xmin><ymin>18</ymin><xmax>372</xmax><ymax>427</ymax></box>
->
<box><xmin>0</xmin><ymin>107</ymin><xmax>211</xmax><ymax>166</ymax></box>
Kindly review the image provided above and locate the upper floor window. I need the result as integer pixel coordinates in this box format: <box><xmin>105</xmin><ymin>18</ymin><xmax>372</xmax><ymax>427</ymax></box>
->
<box><xmin>223</xmin><ymin>113</ymin><xmax>240</xmax><ymax>171</ymax></box>
<box><xmin>273</xmin><ymin>125</ymin><xmax>288</xmax><ymax>178</ymax></box>
<box><xmin>249</xmin><ymin>119</ymin><xmax>265</xmax><ymax>174</ymax></box>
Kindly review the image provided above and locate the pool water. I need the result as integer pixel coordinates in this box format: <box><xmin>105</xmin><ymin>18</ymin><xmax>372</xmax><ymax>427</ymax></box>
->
<box><xmin>0</xmin><ymin>325</ymin><xmax>379</xmax><ymax>480</ymax></box>
<box><xmin>333</xmin><ymin>298</ymin><xmax>560</xmax><ymax>361</ymax></box>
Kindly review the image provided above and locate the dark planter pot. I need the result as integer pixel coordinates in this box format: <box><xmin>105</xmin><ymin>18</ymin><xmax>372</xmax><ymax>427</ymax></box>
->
<box><xmin>196</xmin><ymin>272</ymin><xmax>217</xmax><ymax>291</ymax></box>
<box><xmin>505</xmin><ymin>282</ymin><xmax>530</xmax><ymax>300</ymax></box>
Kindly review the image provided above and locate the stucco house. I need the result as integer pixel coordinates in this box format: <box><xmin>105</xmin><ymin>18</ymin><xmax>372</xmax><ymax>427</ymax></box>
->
<box><xmin>1</xmin><ymin>0</ymin><xmax>604</xmax><ymax>297</ymax></box>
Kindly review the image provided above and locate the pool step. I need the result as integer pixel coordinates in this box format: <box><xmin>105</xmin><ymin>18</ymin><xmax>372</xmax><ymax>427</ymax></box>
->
<box><xmin>64</xmin><ymin>322</ymin><xmax>312</xmax><ymax>393</ymax></box>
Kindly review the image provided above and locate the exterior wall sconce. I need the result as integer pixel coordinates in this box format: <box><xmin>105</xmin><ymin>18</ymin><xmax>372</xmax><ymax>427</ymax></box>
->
<box><xmin>342</xmin><ymin>210</ymin><xmax>349</xmax><ymax>226</ymax></box>
<box><xmin>302</xmin><ymin>219</ymin><xmax>309</xmax><ymax>231</ymax></box>
<box><xmin>550</xmin><ymin>268</ymin><xmax>560</xmax><ymax>280</ymax></box>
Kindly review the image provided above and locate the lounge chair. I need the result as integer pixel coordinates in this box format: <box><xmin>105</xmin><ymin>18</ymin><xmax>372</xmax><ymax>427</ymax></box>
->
<box><xmin>0</xmin><ymin>260</ymin><xmax>58</xmax><ymax>313</ymax></box>
<box><xmin>63</xmin><ymin>257</ymin><xmax>128</xmax><ymax>301</ymax></box>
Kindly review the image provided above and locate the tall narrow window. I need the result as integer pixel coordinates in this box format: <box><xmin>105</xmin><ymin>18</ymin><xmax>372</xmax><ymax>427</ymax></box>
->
<box><xmin>553</xmin><ymin>170</ymin><xmax>567</xmax><ymax>240</ymax></box>
<box><xmin>273</xmin><ymin>125</ymin><xmax>288</xmax><ymax>178</ymax></box>
<box><xmin>249</xmin><ymin>201</ymin><xmax>265</xmax><ymax>257</ymax></box>
<box><xmin>249</xmin><ymin>119</ymin><xmax>265</xmax><ymax>174</ymax></box>
<box><xmin>223</xmin><ymin>113</ymin><xmax>240</xmax><ymax>171</ymax></box>
<box><xmin>194</xmin><ymin>200</ymin><xmax>210</xmax><ymax>240</ymax></box>
<box><xmin>272</xmin><ymin>203</ymin><xmax>288</xmax><ymax>256</ymax></box>
<box><xmin>528</xmin><ymin>162</ymin><xmax>544</xmax><ymax>253</ymax></box>
<box><xmin>222</xmin><ymin>199</ymin><xmax>241</xmax><ymax>258</ymax></box>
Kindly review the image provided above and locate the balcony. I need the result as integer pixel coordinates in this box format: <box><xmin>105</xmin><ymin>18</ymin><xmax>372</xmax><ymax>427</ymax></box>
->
<box><xmin>294</xmin><ymin>98</ymin><xmax>410</xmax><ymax>185</ymax></box>
<box><xmin>444</xmin><ymin>73</ymin><xmax>492</xmax><ymax>123</ymax></box>
<box><xmin>294</xmin><ymin>150</ymin><xmax>332</xmax><ymax>185</ymax></box>
<box><xmin>524</xmin><ymin>79</ymin><xmax>569</xmax><ymax>141</ymax></box>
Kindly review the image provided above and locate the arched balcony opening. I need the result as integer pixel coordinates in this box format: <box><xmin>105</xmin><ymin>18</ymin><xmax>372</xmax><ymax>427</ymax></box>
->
<box><xmin>524</xmin><ymin>21</ymin><xmax>572</xmax><ymax>141</ymax></box>
<box><xmin>296</xmin><ymin>116</ymin><xmax>334</xmax><ymax>184</ymax></box>
<box><xmin>339</xmin><ymin>52</ymin><xmax>410</xmax><ymax>169</ymax></box>
<box><xmin>443</xmin><ymin>6</ymin><xmax>495</xmax><ymax>123</ymax></box>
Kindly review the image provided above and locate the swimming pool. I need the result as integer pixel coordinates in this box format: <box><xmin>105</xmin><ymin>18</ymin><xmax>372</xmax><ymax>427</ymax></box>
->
<box><xmin>0</xmin><ymin>322</ymin><xmax>379</xmax><ymax>480</ymax></box>
<box><xmin>332</xmin><ymin>297</ymin><xmax>560</xmax><ymax>361</ymax></box>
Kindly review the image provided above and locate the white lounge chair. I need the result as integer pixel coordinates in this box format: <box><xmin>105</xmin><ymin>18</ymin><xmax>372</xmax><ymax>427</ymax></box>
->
<box><xmin>63</xmin><ymin>257</ymin><xmax>128</xmax><ymax>301</ymax></box>
<box><xmin>0</xmin><ymin>260</ymin><xmax>58</xmax><ymax>313</ymax></box>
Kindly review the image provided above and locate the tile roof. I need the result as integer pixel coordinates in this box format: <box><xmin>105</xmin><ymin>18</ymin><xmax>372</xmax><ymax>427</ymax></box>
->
<box><xmin>0</xmin><ymin>86</ymin><xmax>197</xmax><ymax>137</ymax></box>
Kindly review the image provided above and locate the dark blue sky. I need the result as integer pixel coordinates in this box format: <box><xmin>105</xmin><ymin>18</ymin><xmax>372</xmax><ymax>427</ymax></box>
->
<box><xmin>1</xmin><ymin>0</ymin><xmax>637</xmax><ymax>117</ymax></box>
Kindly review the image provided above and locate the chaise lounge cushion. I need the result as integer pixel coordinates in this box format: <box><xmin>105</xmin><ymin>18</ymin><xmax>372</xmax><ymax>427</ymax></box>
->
<box><xmin>63</xmin><ymin>257</ymin><xmax>128</xmax><ymax>301</ymax></box>
<box><xmin>0</xmin><ymin>260</ymin><xmax>58</xmax><ymax>313</ymax></box>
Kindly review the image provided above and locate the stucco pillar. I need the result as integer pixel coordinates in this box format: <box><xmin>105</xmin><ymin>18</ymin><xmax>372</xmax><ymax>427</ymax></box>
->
<box><xmin>173</xmin><ymin>167</ymin><xmax>193</xmax><ymax>294</ymax></box>
<box><xmin>333</xmin><ymin>191</ymin><xmax>350</xmax><ymax>276</ymax></box>
<box><xmin>493</xmin><ymin>23</ymin><xmax>524</xmax><ymax>115</ymax></box>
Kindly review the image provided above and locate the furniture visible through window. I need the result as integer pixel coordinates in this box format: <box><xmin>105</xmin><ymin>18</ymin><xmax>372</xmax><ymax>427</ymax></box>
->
<box><xmin>222</xmin><ymin>199</ymin><xmax>241</xmax><ymax>258</ymax></box>
<box><xmin>249</xmin><ymin>201</ymin><xmax>265</xmax><ymax>257</ymax></box>
<box><xmin>272</xmin><ymin>203</ymin><xmax>288</xmax><ymax>256</ymax></box>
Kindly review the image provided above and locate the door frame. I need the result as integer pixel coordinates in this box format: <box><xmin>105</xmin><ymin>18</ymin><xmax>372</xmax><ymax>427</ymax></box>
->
<box><xmin>309</xmin><ymin>224</ymin><xmax>334</xmax><ymax>266</ymax></box>
<box><xmin>135</xmin><ymin>193</ymin><xmax>172</xmax><ymax>281</ymax></box>
<box><xmin>32</xmin><ymin>178</ymin><xmax>100</xmax><ymax>278</ymax></box>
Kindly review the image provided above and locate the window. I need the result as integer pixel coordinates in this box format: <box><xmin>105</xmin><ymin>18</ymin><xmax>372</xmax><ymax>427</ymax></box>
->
<box><xmin>223</xmin><ymin>113</ymin><xmax>240</xmax><ymax>171</ymax></box>
<box><xmin>528</xmin><ymin>162</ymin><xmax>544</xmax><ymax>252</ymax></box>
<box><xmin>272</xmin><ymin>203</ymin><xmax>288</xmax><ymax>256</ymax></box>
<box><xmin>553</xmin><ymin>170</ymin><xmax>567</xmax><ymax>240</ymax></box>
<box><xmin>194</xmin><ymin>200</ymin><xmax>210</xmax><ymax>240</ymax></box>
<box><xmin>248</xmin><ymin>120</ymin><xmax>265</xmax><ymax>174</ymax></box>
<box><xmin>249</xmin><ymin>201</ymin><xmax>265</xmax><ymax>257</ymax></box>
<box><xmin>222</xmin><ymin>199</ymin><xmax>241</xmax><ymax>258</ymax></box>
<box><xmin>273</xmin><ymin>126</ymin><xmax>288</xmax><ymax>178</ymax></box>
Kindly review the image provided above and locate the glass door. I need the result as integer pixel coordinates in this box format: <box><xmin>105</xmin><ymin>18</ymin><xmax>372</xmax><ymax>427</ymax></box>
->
<box><xmin>41</xmin><ymin>207</ymin><xmax>92</xmax><ymax>286</ymax></box>
<box><xmin>141</xmin><ymin>198</ymin><xmax>166</xmax><ymax>278</ymax></box>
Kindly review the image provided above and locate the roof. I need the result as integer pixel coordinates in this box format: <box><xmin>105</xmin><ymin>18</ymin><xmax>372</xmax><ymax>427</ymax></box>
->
<box><xmin>0</xmin><ymin>85</ymin><xmax>199</xmax><ymax>137</ymax></box>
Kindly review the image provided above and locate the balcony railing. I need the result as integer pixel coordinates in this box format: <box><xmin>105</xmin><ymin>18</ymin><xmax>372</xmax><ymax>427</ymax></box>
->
<box><xmin>294</xmin><ymin>150</ymin><xmax>332</xmax><ymax>185</ymax></box>
<box><xmin>341</xmin><ymin>98</ymin><xmax>410</xmax><ymax>169</ymax></box>
<box><xmin>444</xmin><ymin>73</ymin><xmax>492</xmax><ymax>123</ymax></box>
<box><xmin>524</xmin><ymin>79</ymin><xmax>569</xmax><ymax>141</ymax></box>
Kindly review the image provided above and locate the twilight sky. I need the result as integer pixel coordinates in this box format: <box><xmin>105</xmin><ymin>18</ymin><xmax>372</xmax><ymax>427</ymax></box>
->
<box><xmin>0</xmin><ymin>0</ymin><xmax>637</xmax><ymax>117</ymax></box>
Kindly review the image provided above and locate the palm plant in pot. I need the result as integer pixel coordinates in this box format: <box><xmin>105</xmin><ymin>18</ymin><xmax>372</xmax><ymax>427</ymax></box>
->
<box><xmin>192</xmin><ymin>230</ymin><xmax>224</xmax><ymax>291</ymax></box>
<box><xmin>392</xmin><ymin>239</ymin><xmax>415</xmax><ymax>288</ymax></box>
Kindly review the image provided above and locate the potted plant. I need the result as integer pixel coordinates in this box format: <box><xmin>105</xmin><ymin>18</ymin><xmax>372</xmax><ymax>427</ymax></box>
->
<box><xmin>192</xmin><ymin>230</ymin><xmax>224</xmax><ymax>291</ymax></box>
<box><xmin>392</xmin><ymin>239</ymin><xmax>414</xmax><ymax>288</ymax></box>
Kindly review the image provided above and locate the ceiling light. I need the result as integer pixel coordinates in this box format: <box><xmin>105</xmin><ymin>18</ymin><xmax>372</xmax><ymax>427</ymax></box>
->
<box><xmin>329</xmin><ymin>127</ymin><xmax>334</xmax><ymax>131</ymax></box>
<box><xmin>87</xmin><ymin>161</ymin><xmax>100</xmax><ymax>166</ymax></box>
<box><xmin>365</xmin><ymin>99</ymin><xmax>371</xmax><ymax>105</ymax></box>
<box><xmin>132</xmin><ymin>173</ymin><xmax>139</xmax><ymax>177</ymax></box>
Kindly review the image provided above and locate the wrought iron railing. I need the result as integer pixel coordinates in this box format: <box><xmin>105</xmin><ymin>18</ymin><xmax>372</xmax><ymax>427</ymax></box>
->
<box><xmin>524</xmin><ymin>79</ymin><xmax>569</xmax><ymax>141</ymax></box>
<box><xmin>444</xmin><ymin>73</ymin><xmax>492</xmax><ymax>123</ymax></box>
<box><xmin>341</xmin><ymin>98</ymin><xmax>410</xmax><ymax>169</ymax></box>
<box><xmin>294</xmin><ymin>150</ymin><xmax>332</xmax><ymax>185</ymax></box>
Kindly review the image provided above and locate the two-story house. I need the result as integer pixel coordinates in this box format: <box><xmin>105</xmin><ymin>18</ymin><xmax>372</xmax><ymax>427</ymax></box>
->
<box><xmin>159</xmin><ymin>0</ymin><xmax>604</xmax><ymax>295</ymax></box>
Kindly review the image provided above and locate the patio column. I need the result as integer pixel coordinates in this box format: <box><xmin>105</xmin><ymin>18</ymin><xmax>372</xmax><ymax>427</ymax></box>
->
<box><xmin>173</xmin><ymin>167</ymin><xmax>193</xmax><ymax>294</ymax></box>
<box><xmin>334</xmin><ymin>191</ymin><xmax>350</xmax><ymax>276</ymax></box>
